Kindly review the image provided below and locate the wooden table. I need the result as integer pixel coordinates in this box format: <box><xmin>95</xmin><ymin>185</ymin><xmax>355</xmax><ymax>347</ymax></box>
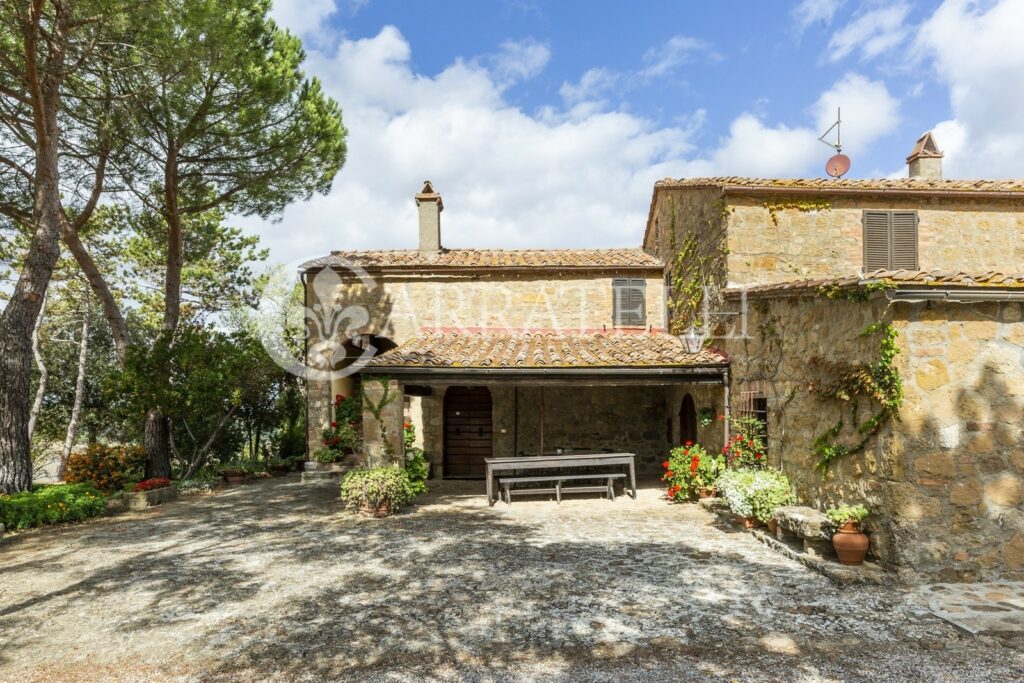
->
<box><xmin>484</xmin><ymin>452</ymin><xmax>637</xmax><ymax>506</ymax></box>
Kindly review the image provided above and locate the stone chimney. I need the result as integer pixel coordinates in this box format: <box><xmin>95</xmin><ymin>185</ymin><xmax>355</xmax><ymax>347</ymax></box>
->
<box><xmin>907</xmin><ymin>132</ymin><xmax>943</xmax><ymax>179</ymax></box>
<box><xmin>415</xmin><ymin>180</ymin><xmax>443</xmax><ymax>252</ymax></box>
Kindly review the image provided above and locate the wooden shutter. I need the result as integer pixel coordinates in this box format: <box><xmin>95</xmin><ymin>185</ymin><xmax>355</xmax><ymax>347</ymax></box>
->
<box><xmin>612</xmin><ymin>278</ymin><xmax>646</xmax><ymax>326</ymax></box>
<box><xmin>612</xmin><ymin>278</ymin><xmax>628</xmax><ymax>326</ymax></box>
<box><xmin>863</xmin><ymin>211</ymin><xmax>891</xmax><ymax>272</ymax></box>
<box><xmin>890</xmin><ymin>211</ymin><xmax>919</xmax><ymax>269</ymax></box>
<box><xmin>628</xmin><ymin>278</ymin><xmax>646</xmax><ymax>326</ymax></box>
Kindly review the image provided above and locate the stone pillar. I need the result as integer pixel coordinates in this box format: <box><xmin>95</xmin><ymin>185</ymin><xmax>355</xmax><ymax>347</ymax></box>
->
<box><xmin>361</xmin><ymin>376</ymin><xmax>405</xmax><ymax>468</ymax></box>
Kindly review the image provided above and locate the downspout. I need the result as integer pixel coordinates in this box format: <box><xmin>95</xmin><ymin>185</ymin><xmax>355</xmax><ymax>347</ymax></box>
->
<box><xmin>722</xmin><ymin>367</ymin><xmax>731</xmax><ymax>447</ymax></box>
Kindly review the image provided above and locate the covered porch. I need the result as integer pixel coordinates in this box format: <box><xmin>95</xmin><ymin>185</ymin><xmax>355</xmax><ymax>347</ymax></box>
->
<box><xmin>359</xmin><ymin>331</ymin><xmax>731</xmax><ymax>479</ymax></box>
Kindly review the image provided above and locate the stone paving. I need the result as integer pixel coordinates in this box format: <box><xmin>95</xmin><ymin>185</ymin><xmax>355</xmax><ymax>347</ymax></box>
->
<box><xmin>921</xmin><ymin>582</ymin><xmax>1024</xmax><ymax>634</ymax></box>
<box><xmin>0</xmin><ymin>477</ymin><xmax>1022</xmax><ymax>682</ymax></box>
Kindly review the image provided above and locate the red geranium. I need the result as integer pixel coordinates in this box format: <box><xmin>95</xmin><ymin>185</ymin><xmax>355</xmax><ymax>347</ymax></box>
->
<box><xmin>132</xmin><ymin>477</ymin><xmax>171</xmax><ymax>492</ymax></box>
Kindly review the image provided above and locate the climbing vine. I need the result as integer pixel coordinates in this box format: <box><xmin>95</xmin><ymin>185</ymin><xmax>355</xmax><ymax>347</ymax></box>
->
<box><xmin>762</xmin><ymin>198</ymin><xmax>832</xmax><ymax>227</ymax></box>
<box><xmin>361</xmin><ymin>375</ymin><xmax>399</xmax><ymax>461</ymax></box>
<box><xmin>817</xmin><ymin>280</ymin><xmax>895</xmax><ymax>302</ymax></box>
<box><xmin>665</xmin><ymin>197</ymin><xmax>731</xmax><ymax>334</ymax></box>
<box><xmin>809</xmin><ymin>321</ymin><xmax>903</xmax><ymax>471</ymax></box>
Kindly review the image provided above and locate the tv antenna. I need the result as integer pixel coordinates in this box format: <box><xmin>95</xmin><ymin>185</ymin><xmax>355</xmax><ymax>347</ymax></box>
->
<box><xmin>819</xmin><ymin>107</ymin><xmax>850</xmax><ymax>178</ymax></box>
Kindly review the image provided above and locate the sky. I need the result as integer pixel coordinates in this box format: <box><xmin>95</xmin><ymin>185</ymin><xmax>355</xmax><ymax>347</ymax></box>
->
<box><xmin>247</xmin><ymin>0</ymin><xmax>1024</xmax><ymax>267</ymax></box>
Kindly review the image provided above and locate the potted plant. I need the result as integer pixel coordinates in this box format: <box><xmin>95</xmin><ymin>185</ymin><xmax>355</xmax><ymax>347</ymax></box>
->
<box><xmin>716</xmin><ymin>469</ymin><xmax>759</xmax><ymax>527</ymax></box>
<box><xmin>662</xmin><ymin>442</ymin><xmax>724</xmax><ymax>501</ymax></box>
<box><xmin>721</xmin><ymin>415</ymin><xmax>768</xmax><ymax>470</ymax></box>
<box><xmin>220</xmin><ymin>464</ymin><xmax>248</xmax><ymax>485</ymax></box>
<box><xmin>826</xmin><ymin>504</ymin><xmax>870</xmax><ymax>566</ymax></box>
<box><xmin>748</xmin><ymin>469</ymin><xmax>795</xmax><ymax>534</ymax></box>
<box><xmin>339</xmin><ymin>467</ymin><xmax>416</xmax><ymax>518</ymax></box>
<box><xmin>128</xmin><ymin>477</ymin><xmax>176</xmax><ymax>510</ymax></box>
<box><xmin>267</xmin><ymin>459</ymin><xmax>290</xmax><ymax>477</ymax></box>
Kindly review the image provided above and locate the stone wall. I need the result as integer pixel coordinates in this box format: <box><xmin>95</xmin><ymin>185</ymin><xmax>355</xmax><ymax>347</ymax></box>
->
<box><xmin>723</xmin><ymin>194</ymin><xmax>1024</xmax><ymax>286</ymax></box>
<box><xmin>645</xmin><ymin>188</ymin><xmax>1024</xmax><ymax>289</ymax></box>
<box><xmin>719</xmin><ymin>291</ymin><xmax>1024</xmax><ymax>580</ymax></box>
<box><xmin>304</xmin><ymin>269</ymin><xmax>665</xmax><ymax>454</ymax></box>
<box><xmin>308</xmin><ymin>270</ymin><xmax>666</xmax><ymax>344</ymax></box>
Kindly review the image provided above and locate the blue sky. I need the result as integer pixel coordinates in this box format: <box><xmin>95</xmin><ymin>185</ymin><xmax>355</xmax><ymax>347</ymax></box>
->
<box><xmin>250</xmin><ymin>0</ymin><xmax>1024</xmax><ymax>265</ymax></box>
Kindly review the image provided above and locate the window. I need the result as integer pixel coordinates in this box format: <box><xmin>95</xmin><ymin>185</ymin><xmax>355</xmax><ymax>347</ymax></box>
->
<box><xmin>612</xmin><ymin>278</ymin><xmax>646</xmax><ymax>327</ymax></box>
<box><xmin>863</xmin><ymin>210</ymin><xmax>918</xmax><ymax>271</ymax></box>
<box><xmin>739</xmin><ymin>381</ymin><xmax>769</xmax><ymax>455</ymax></box>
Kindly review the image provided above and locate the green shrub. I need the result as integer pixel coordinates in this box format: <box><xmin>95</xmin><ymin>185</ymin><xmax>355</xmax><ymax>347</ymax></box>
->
<box><xmin>0</xmin><ymin>483</ymin><xmax>107</xmax><ymax>531</ymax></box>
<box><xmin>64</xmin><ymin>444</ymin><xmax>146</xmax><ymax>493</ymax></box>
<box><xmin>747</xmin><ymin>469</ymin><xmax>795</xmax><ymax>523</ymax></box>
<box><xmin>826</xmin><ymin>504</ymin><xmax>869</xmax><ymax>526</ymax></box>
<box><xmin>340</xmin><ymin>467</ymin><xmax>418</xmax><ymax>511</ymax></box>
<box><xmin>404</xmin><ymin>447</ymin><xmax>429</xmax><ymax>496</ymax></box>
<box><xmin>718</xmin><ymin>468</ymin><xmax>794</xmax><ymax>522</ymax></box>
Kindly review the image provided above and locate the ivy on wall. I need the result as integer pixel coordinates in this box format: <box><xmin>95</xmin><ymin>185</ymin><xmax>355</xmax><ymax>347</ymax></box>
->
<box><xmin>362</xmin><ymin>375</ymin><xmax>399</xmax><ymax>461</ymax></box>
<box><xmin>761</xmin><ymin>198</ymin><xmax>832</xmax><ymax>227</ymax></box>
<box><xmin>808</xmin><ymin>321</ymin><xmax>904</xmax><ymax>471</ymax></box>
<box><xmin>665</xmin><ymin>197</ymin><xmax>731</xmax><ymax>334</ymax></box>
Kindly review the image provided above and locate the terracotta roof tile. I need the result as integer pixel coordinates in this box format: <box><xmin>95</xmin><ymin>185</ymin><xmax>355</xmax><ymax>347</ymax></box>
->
<box><xmin>723</xmin><ymin>270</ymin><xmax>1024</xmax><ymax>297</ymax></box>
<box><xmin>366</xmin><ymin>332</ymin><xmax>726</xmax><ymax>369</ymax></box>
<box><xmin>654</xmin><ymin>177</ymin><xmax>1024</xmax><ymax>194</ymax></box>
<box><xmin>300</xmin><ymin>248</ymin><xmax>663</xmax><ymax>272</ymax></box>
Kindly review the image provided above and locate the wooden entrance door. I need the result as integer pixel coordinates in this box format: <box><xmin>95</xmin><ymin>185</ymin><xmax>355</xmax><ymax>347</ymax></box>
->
<box><xmin>444</xmin><ymin>386</ymin><xmax>493</xmax><ymax>478</ymax></box>
<box><xmin>679</xmin><ymin>393</ymin><xmax>697</xmax><ymax>444</ymax></box>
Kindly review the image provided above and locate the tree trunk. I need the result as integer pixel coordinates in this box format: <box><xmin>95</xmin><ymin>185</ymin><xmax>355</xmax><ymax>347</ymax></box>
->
<box><xmin>144</xmin><ymin>408</ymin><xmax>172</xmax><ymax>479</ymax></box>
<box><xmin>28</xmin><ymin>296</ymin><xmax>48</xmax><ymax>439</ymax></box>
<box><xmin>59</xmin><ymin>301</ymin><xmax>90</xmax><ymax>480</ymax></box>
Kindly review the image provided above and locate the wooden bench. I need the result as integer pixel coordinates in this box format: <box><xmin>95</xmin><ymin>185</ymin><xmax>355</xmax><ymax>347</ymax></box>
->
<box><xmin>498</xmin><ymin>473</ymin><xmax>627</xmax><ymax>504</ymax></box>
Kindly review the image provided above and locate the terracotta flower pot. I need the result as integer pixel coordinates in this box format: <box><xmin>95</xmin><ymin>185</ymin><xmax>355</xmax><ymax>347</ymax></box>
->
<box><xmin>222</xmin><ymin>471</ymin><xmax>246</xmax><ymax>485</ymax></box>
<box><xmin>735</xmin><ymin>514</ymin><xmax>757</xmax><ymax>529</ymax></box>
<box><xmin>269</xmin><ymin>464</ymin><xmax>290</xmax><ymax>477</ymax></box>
<box><xmin>697</xmin><ymin>486</ymin><xmax>717</xmax><ymax>499</ymax></box>
<box><xmin>359</xmin><ymin>500</ymin><xmax>393</xmax><ymax>518</ymax></box>
<box><xmin>767</xmin><ymin>519</ymin><xmax>778</xmax><ymax>535</ymax></box>
<box><xmin>832</xmin><ymin>521</ymin><xmax>869</xmax><ymax>566</ymax></box>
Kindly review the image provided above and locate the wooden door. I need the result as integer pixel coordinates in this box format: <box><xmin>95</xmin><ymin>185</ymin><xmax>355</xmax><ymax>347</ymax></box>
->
<box><xmin>444</xmin><ymin>386</ymin><xmax>493</xmax><ymax>478</ymax></box>
<box><xmin>679</xmin><ymin>393</ymin><xmax>697</xmax><ymax>444</ymax></box>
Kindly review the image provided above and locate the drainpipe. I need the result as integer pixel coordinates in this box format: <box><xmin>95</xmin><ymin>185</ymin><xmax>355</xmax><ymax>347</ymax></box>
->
<box><xmin>722</xmin><ymin>367</ymin><xmax>731</xmax><ymax>447</ymax></box>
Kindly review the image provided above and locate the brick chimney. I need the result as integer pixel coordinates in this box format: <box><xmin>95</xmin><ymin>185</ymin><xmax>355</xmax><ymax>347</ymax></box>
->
<box><xmin>415</xmin><ymin>180</ymin><xmax>442</xmax><ymax>252</ymax></box>
<box><xmin>907</xmin><ymin>132</ymin><xmax>943</xmax><ymax>179</ymax></box>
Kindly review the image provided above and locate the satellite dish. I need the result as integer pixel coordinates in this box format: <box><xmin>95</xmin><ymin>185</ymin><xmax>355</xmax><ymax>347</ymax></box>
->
<box><xmin>826</xmin><ymin>153</ymin><xmax>851</xmax><ymax>178</ymax></box>
<box><xmin>818</xmin><ymin>107</ymin><xmax>851</xmax><ymax>178</ymax></box>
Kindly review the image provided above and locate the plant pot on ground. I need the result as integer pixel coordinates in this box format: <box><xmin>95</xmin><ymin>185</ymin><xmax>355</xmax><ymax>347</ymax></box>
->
<box><xmin>827</xmin><ymin>504</ymin><xmax>870</xmax><ymax>566</ymax></box>
<box><xmin>221</xmin><ymin>468</ymin><xmax>247</xmax><ymax>485</ymax></box>
<box><xmin>697</xmin><ymin>486</ymin><xmax>717</xmax><ymax>499</ymax></box>
<box><xmin>128</xmin><ymin>478</ymin><xmax>177</xmax><ymax>511</ymax></box>
<box><xmin>339</xmin><ymin>467</ymin><xmax>417</xmax><ymax>518</ymax></box>
<box><xmin>268</xmin><ymin>462</ymin><xmax>290</xmax><ymax>477</ymax></box>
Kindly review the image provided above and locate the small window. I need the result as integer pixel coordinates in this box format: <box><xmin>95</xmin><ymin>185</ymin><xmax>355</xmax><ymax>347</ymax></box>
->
<box><xmin>863</xmin><ymin>210</ymin><xmax>918</xmax><ymax>271</ymax></box>
<box><xmin>612</xmin><ymin>278</ymin><xmax>646</xmax><ymax>327</ymax></box>
<box><xmin>739</xmin><ymin>382</ymin><xmax>769</xmax><ymax>456</ymax></box>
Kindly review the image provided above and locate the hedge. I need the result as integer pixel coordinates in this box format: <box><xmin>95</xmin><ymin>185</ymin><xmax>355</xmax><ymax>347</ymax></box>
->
<box><xmin>0</xmin><ymin>483</ymin><xmax>107</xmax><ymax>531</ymax></box>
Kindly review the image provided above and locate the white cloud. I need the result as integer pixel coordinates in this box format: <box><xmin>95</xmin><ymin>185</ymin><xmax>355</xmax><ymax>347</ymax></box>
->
<box><xmin>246</xmin><ymin>27</ymin><xmax>699</xmax><ymax>263</ymax></box>
<box><xmin>812</xmin><ymin>73</ymin><xmax>900</xmax><ymax>156</ymax></box>
<box><xmin>240</xmin><ymin>28</ymin><xmax>894</xmax><ymax>266</ymax></box>
<box><xmin>490</xmin><ymin>38</ymin><xmax>551</xmax><ymax>85</ymax></box>
<box><xmin>640</xmin><ymin>35</ymin><xmax>715</xmax><ymax>79</ymax></box>
<box><xmin>697</xmin><ymin>114</ymin><xmax>822</xmax><ymax>177</ymax></box>
<box><xmin>913</xmin><ymin>0</ymin><xmax>1024</xmax><ymax>178</ymax></box>
<box><xmin>827</xmin><ymin>4</ymin><xmax>911</xmax><ymax>62</ymax></box>
<box><xmin>793</xmin><ymin>0</ymin><xmax>846</xmax><ymax>31</ymax></box>
<box><xmin>270</xmin><ymin>0</ymin><xmax>338</xmax><ymax>39</ymax></box>
<box><xmin>559</xmin><ymin>68</ymin><xmax>620</xmax><ymax>105</ymax></box>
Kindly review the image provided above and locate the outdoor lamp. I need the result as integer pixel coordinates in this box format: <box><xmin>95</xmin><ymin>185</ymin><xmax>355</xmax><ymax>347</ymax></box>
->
<box><xmin>680</xmin><ymin>325</ymin><xmax>707</xmax><ymax>354</ymax></box>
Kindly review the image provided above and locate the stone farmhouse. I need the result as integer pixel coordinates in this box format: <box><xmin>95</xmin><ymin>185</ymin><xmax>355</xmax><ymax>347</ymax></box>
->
<box><xmin>302</xmin><ymin>134</ymin><xmax>1024</xmax><ymax>581</ymax></box>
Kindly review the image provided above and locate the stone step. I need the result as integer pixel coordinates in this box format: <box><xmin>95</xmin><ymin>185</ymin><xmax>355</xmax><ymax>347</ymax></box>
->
<box><xmin>301</xmin><ymin>469</ymin><xmax>349</xmax><ymax>483</ymax></box>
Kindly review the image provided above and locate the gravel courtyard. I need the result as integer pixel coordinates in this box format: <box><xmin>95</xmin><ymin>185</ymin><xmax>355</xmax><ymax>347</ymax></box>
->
<box><xmin>1</xmin><ymin>477</ymin><xmax>1021</xmax><ymax>682</ymax></box>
